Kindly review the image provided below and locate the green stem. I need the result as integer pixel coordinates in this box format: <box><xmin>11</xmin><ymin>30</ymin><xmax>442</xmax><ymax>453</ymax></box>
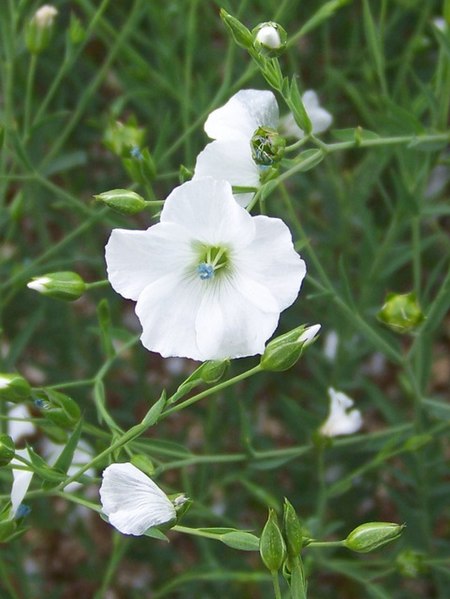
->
<box><xmin>162</xmin><ymin>365</ymin><xmax>263</xmax><ymax>418</ymax></box>
<box><xmin>23</xmin><ymin>53</ymin><xmax>37</xmax><ymax>140</ymax></box>
<box><xmin>271</xmin><ymin>571</ymin><xmax>282</xmax><ymax>599</ymax></box>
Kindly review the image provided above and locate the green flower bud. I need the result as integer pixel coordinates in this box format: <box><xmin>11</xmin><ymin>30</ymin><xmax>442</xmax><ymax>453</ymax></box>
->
<box><xmin>345</xmin><ymin>522</ymin><xmax>405</xmax><ymax>553</ymax></box>
<box><xmin>94</xmin><ymin>189</ymin><xmax>148</xmax><ymax>215</ymax></box>
<box><xmin>377</xmin><ymin>292</ymin><xmax>424</xmax><ymax>334</ymax></box>
<box><xmin>25</xmin><ymin>5</ymin><xmax>58</xmax><ymax>54</ymax></box>
<box><xmin>251</xmin><ymin>126</ymin><xmax>286</xmax><ymax>167</ymax></box>
<box><xmin>0</xmin><ymin>435</ymin><xmax>15</xmax><ymax>467</ymax></box>
<box><xmin>0</xmin><ymin>374</ymin><xmax>31</xmax><ymax>404</ymax></box>
<box><xmin>283</xmin><ymin>498</ymin><xmax>304</xmax><ymax>557</ymax></box>
<box><xmin>260</xmin><ymin>509</ymin><xmax>287</xmax><ymax>572</ymax></box>
<box><xmin>27</xmin><ymin>271</ymin><xmax>86</xmax><ymax>301</ymax></box>
<box><xmin>131</xmin><ymin>454</ymin><xmax>155</xmax><ymax>477</ymax></box>
<box><xmin>260</xmin><ymin>324</ymin><xmax>321</xmax><ymax>372</ymax></box>
<box><xmin>220</xmin><ymin>9</ymin><xmax>254</xmax><ymax>50</ymax></box>
<box><xmin>103</xmin><ymin>118</ymin><xmax>146</xmax><ymax>158</ymax></box>
<box><xmin>252</xmin><ymin>22</ymin><xmax>287</xmax><ymax>58</ymax></box>
<box><xmin>35</xmin><ymin>389</ymin><xmax>81</xmax><ymax>428</ymax></box>
<box><xmin>68</xmin><ymin>13</ymin><xmax>86</xmax><ymax>45</ymax></box>
<box><xmin>395</xmin><ymin>549</ymin><xmax>426</xmax><ymax>578</ymax></box>
<box><xmin>197</xmin><ymin>359</ymin><xmax>230</xmax><ymax>384</ymax></box>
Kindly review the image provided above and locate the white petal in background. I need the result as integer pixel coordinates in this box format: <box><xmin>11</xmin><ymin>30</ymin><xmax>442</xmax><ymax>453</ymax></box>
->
<box><xmin>99</xmin><ymin>463</ymin><xmax>176</xmax><ymax>536</ymax></box>
<box><xmin>320</xmin><ymin>388</ymin><xmax>363</xmax><ymax>437</ymax></box>
<box><xmin>10</xmin><ymin>448</ymin><xmax>33</xmax><ymax>518</ymax></box>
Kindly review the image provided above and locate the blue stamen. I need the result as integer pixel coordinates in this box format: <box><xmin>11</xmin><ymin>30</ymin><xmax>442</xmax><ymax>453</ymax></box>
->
<box><xmin>197</xmin><ymin>263</ymin><xmax>214</xmax><ymax>280</ymax></box>
<box><xmin>130</xmin><ymin>146</ymin><xmax>143</xmax><ymax>160</ymax></box>
<box><xmin>15</xmin><ymin>504</ymin><xmax>31</xmax><ymax>519</ymax></box>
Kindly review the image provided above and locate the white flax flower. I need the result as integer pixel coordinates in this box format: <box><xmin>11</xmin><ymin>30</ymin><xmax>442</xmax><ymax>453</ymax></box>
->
<box><xmin>279</xmin><ymin>90</ymin><xmax>333</xmax><ymax>139</ymax></box>
<box><xmin>105</xmin><ymin>177</ymin><xmax>306</xmax><ymax>361</ymax></box>
<box><xmin>193</xmin><ymin>90</ymin><xmax>281</xmax><ymax>207</ymax></box>
<box><xmin>320</xmin><ymin>387</ymin><xmax>362</xmax><ymax>437</ymax></box>
<box><xmin>99</xmin><ymin>463</ymin><xmax>182</xmax><ymax>536</ymax></box>
<box><xmin>10</xmin><ymin>448</ymin><xmax>34</xmax><ymax>518</ymax></box>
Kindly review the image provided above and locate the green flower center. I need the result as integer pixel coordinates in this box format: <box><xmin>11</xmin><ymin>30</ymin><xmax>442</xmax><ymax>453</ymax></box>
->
<box><xmin>195</xmin><ymin>245</ymin><xmax>230</xmax><ymax>280</ymax></box>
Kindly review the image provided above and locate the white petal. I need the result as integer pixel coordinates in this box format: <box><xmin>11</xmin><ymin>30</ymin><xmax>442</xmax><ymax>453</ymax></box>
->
<box><xmin>100</xmin><ymin>463</ymin><xmax>175</xmax><ymax>536</ymax></box>
<box><xmin>161</xmin><ymin>178</ymin><xmax>256</xmax><ymax>245</ymax></box>
<box><xmin>195</xmin><ymin>276</ymin><xmax>280</xmax><ymax>359</ymax></box>
<box><xmin>236</xmin><ymin>215</ymin><xmax>306</xmax><ymax>310</ymax></box>
<box><xmin>204</xmin><ymin>89</ymin><xmax>279</xmax><ymax>140</ymax></box>
<box><xmin>10</xmin><ymin>448</ymin><xmax>33</xmax><ymax>518</ymax></box>
<box><xmin>193</xmin><ymin>141</ymin><xmax>260</xmax><ymax>208</ymax></box>
<box><xmin>320</xmin><ymin>388</ymin><xmax>363</xmax><ymax>437</ymax></box>
<box><xmin>302</xmin><ymin>90</ymin><xmax>333</xmax><ymax>134</ymax></box>
<box><xmin>105</xmin><ymin>223</ymin><xmax>193</xmax><ymax>301</ymax></box>
<box><xmin>136</xmin><ymin>272</ymin><xmax>205</xmax><ymax>360</ymax></box>
<box><xmin>7</xmin><ymin>404</ymin><xmax>36</xmax><ymax>444</ymax></box>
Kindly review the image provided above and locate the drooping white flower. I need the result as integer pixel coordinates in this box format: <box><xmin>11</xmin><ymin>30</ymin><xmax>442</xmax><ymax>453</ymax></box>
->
<box><xmin>320</xmin><ymin>387</ymin><xmax>363</xmax><ymax>437</ymax></box>
<box><xmin>105</xmin><ymin>177</ymin><xmax>306</xmax><ymax>361</ymax></box>
<box><xmin>99</xmin><ymin>463</ymin><xmax>179</xmax><ymax>536</ymax></box>
<box><xmin>10</xmin><ymin>448</ymin><xmax>34</xmax><ymax>518</ymax></box>
<box><xmin>279</xmin><ymin>90</ymin><xmax>333</xmax><ymax>139</ymax></box>
<box><xmin>255</xmin><ymin>24</ymin><xmax>282</xmax><ymax>49</ymax></box>
<box><xmin>193</xmin><ymin>90</ymin><xmax>280</xmax><ymax>207</ymax></box>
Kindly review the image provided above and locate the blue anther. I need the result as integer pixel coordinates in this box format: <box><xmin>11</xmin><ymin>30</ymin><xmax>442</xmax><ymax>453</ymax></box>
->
<box><xmin>197</xmin><ymin>263</ymin><xmax>214</xmax><ymax>280</ymax></box>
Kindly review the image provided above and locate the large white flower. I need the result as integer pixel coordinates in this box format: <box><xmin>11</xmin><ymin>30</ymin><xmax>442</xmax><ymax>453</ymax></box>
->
<box><xmin>320</xmin><ymin>387</ymin><xmax>363</xmax><ymax>437</ymax></box>
<box><xmin>99</xmin><ymin>463</ymin><xmax>178</xmax><ymax>536</ymax></box>
<box><xmin>105</xmin><ymin>177</ymin><xmax>306</xmax><ymax>361</ymax></box>
<box><xmin>193</xmin><ymin>90</ymin><xmax>280</xmax><ymax>207</ymax></box>
<box><xmin>279</xmin><ymin>90</ymin><xmax>333</xmax><ymax>139</ymax></box>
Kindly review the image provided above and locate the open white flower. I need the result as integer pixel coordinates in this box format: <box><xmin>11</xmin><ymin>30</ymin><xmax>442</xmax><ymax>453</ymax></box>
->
<box><xmin>279</xmin><ymin>90</ymin><xmax>333</xmax><ymax>139</ymax></box>
<box><xmin>320</xmin><ymin>387</ymin><xmax>363</xmax><ymax>437</ymax></box>
<box><xmin>106</xmin><ymin>177</ymin><xmax>306</xmax><ymax>361</ymax></box>
<box><xmin>99</xmin><ymin>463</ymin><xmax>178</xmax><ymax>536</ymax></box>
<box><xmin>193</xmin><ymin>90</ymin><xmax>280</xmax><ymax>207</ymax></box>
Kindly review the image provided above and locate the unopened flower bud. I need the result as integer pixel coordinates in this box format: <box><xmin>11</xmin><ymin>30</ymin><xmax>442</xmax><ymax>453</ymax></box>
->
<box><xmin>251</xmin><ymin>126</ymin><xmax>286</xmax><ymax>167</ymax></box>
<box><xmin>103</xmin><ymin>119</ymin><xmax>146</xmax><ymax>158</ymax></box>
<box><xmin>94</xmin><ymin>189</ymin><xmax>148</xmax><ymax>215</ymax></box>
<box><xmin>0</xmin><ymin>374</ymin><xmax>31</xmax><ymax>404</ymax></box>
<box><xmin>252</xmin><ymin>22</ymin><xmax>287</xmax><ymax>58</ymax></box>
<box><xmin>27</xmin><ymin>272</ymin><xmax>86</xmax><ymax>301</ymax></box>
<box><xmin>345</xmin><ymin>522</ymin><xmax>405</xmax><ymax>553</ymax></box>
<box><xmin>69</xmin><ymin>13</ymin><xmax>86</xmax><ymax>45</ymax></box>
<box><xmin>260</xmin><ymin>324</ymin><xmax>321</xmax><ymax>372</ymax></box>
<box><xmin>26</xmin><ymin>5</ymin><xmax>58</xmax><ymax>54</ymax></box>
<box><xmin>377</xmin><ymin>291</ymin><xmax>424</xmax><ymax>334</ymax></box>
<box><xmin>197</xmin><ymin>359</ymin><xmax>230</xmax><ymax>384</ymax></box>
<box><xmin>0</xmin><ymin>435</ymin><xmax>15</xmax><ymax>467</ymax></box>
<box><xmin>220</xmin><ymin>9</ymin><xmax>254</xmax><ymax>50</ymax></box>
<box><xmin>395</xmin><ymin>549</ymin><xmax>426</xmax><ymax>578</ymax></box>
<box><xmin>260</xmin><ymin>509</ymin><xmax>287</xmax><ymax>572</ymax></box>
<box><xmin>35</xmin><ymin>389</ymin><xmax>80</xmax><ymax>428</ymax></box>
<box><xmin>283</xmin><ymin>498</ymin><xmax>303</xmax><ymax>557</ymax></box>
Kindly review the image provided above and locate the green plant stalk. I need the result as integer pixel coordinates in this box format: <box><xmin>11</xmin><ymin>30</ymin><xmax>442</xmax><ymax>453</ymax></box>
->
<box><xmin>23</xmin><ymin>53</ymin><xmax>37</xmax><ymax>141</ymax></box>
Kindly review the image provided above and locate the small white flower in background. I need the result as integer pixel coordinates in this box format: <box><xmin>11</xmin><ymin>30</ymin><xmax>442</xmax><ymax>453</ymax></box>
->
<box><xmin>10</xmin><ymin>448</ymin><xmax>34</xmax><ymax>518</ymax></box>
<box><xmin>7</xmin><ymin>403</ymin><xmax>36</xmax><ymax>444</ymax></box>
<box><xmin>279</xmin><ymin>90</ymin><xmax>333</xmax><ymax>139</ymax></box>
<box><xmin>106</xmin><ymin>177</ymin><xmax>306</xmax><ymax>361</ymax></box>
<box><xmin>193</xmin><ymin>90</ymin><xmax>281</xmax><ymax>207</ymax></box>
<box><xmin>323</xmin><ymin>330</ymin><xmax>339</xmax><ymax>362</ymax></box>
<box><xmin>320</xmin><ymin>387</ymin><xmax>362</xmax><ymax>437</ymax></box>
<box><xmin>41</xmin><ymin>438</ymin><xmax>95</xmax><ymax>493</ymax></box>
<box><xmin>33</xmin><ymin>5</ymin><xmax>58</xmax><ymax>28</ymax></box>
<box><xmin>100</xmin><ymin>463</ymin><xmax>184</xmax><ymax>536</ymax></box>
<box><xmin>431</xmin><ymin>17</ymin><xmax>447</xmax><ymax>32</ymax></box>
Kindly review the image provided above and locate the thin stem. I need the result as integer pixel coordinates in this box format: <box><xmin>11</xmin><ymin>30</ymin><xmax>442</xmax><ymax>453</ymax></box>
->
<box><xmin>271</xmin><ymin>571</ymin><xmax>282</xmax><ymax>599</ymax></box>
<box><xmin>23</xmin><ymin>53</ymin><xmax>37</xmax><ymax>140</ymax></box>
